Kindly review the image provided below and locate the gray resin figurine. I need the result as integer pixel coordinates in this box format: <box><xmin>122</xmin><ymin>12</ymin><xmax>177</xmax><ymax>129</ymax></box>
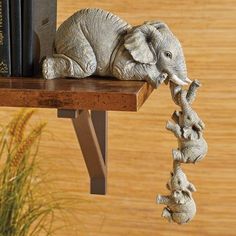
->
<box><xmin>166</xmin><ymin>80</ymin><xmax>208</xmax><ymax>163</ymax></box>
<box><xmin>157</xmin><ymin>80</ymin><xmax>207</xmax><ymax>224</ymax></box>
<box><xmin>166</xmin><ymin>161</ymin><xmax>196</xmax><ymax>193</ymax></box>
<box><xmin>157</xmin><ymin>162</ymin><xmax>196</xmax><ymax>224</ymax></box>
<box><xmin>42</xmin><ymin>8</ymin><xmax>191</xmax><ymax>88</ymax></box>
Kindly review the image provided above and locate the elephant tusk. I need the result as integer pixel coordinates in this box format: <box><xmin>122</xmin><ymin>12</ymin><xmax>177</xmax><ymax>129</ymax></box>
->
<box><xmin>185</xmin><ymin>77</ymin><xmax>192</xmax><ymax>83</ymax></box>
<box><xmin>170</xmin><ymin>74</ymin><xmax>188</xmax><ymax>86</ymax></box>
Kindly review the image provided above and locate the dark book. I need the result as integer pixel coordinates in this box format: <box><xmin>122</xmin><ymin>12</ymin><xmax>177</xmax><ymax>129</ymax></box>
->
<box><xmin>10</xmin><ymin>0</ymin><xmax>22</xmax><ymax>76</ymax></box>
<box><xmin>22</xmin><ymin>0</ymin><xmax>57</xmax><ymax>77</ymax></box>
<box><xmin>0</xmin><ymin>0</ymin><xmax>11</xmax><ymax>76</ymax></box>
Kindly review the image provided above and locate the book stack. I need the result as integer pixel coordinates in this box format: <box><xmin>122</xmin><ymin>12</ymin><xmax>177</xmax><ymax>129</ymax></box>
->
<box><xmin>0</xmin><ymin>0</ymin><xmax>57</xmax><ymax>77</ymax></box>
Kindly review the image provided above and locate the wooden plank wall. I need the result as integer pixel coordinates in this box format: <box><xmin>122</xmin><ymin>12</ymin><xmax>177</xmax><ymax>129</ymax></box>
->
<box><xmin>0</xmin><ymin>0</ymin><xmax>235</xmax><ymax>235</ymax></box>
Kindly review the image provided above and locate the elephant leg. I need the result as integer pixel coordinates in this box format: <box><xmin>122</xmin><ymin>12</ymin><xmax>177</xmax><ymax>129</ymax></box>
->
<box><xmin>162</xmin><ymin>208</ymin><xmax>173</xmax><ymax>223</ymax></box>
<box><xmin>171</xmin><ymin>111</ymin><xmax>180</xmax><ymax>123</ymax></box>
<box><xmin>172</xmin><ymin>212</ymin><xmax>191</xmax><ymax>225</ymax></box>
<box><xmin>43</xmin><ymin>53</ymin><xmax>97</xmax><ymax>80</ymax></box>
<box><xmin>181</xmin><ymin>148</ymin><xmax>205</xmax><ymax>164</ymax></box>
<box><xmin>172</xmin><ymin>149</ymin><xmax>186</xmax><ymax>162</ymax></box>
<box><xmin>157</xmin><ymin>195</ymin><xmax>171</xmax><ymax>205</ymax></box>
<box><xmin>44</xmin><ymin>24</ymin><xmax>98</xmax><ymax>80</ymax></box>
<box><xmin>166</xmin><ymin>122</ymin><xmax>182</xmax><ymax>138</ymax></box>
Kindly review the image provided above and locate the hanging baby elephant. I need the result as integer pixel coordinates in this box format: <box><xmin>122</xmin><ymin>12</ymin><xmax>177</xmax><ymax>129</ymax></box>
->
<box><xmin>166</xmin><ymin>161</ymin><xmax>196</xmax><ymax>193</ymax></box>
<box><xmin>42</xmin><ymin>8</ymin><xmax>191</xmax><ymax>88</ymax></box>
<box><xmin>166</xmin><ymin>81</ymin><xmax>208</xmax><ymax>163</ymax></box>
<box><xmin>157</xmin><ymin>162</ymin><xmax>197</xmax><ymax>224</ymax></box>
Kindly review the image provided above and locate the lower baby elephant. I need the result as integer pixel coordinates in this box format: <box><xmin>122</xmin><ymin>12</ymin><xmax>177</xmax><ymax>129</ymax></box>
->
<box><xmin>157</xmin><ymin>189</ymin><xmax>196</xmax><ymax>224</ymax></box>
<box><xmin>157</xmin><ymin>161</ymin><xmax>197</xmax><ymax>224</ymax></box>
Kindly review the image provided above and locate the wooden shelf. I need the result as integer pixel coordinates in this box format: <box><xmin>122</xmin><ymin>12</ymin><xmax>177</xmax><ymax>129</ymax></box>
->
<box><xmin>0</xmin><ymin>77</ymin><xmax>153</xmax><ymax>111</ymax></box>
<box><xmin>0</xmin><ymin>76</ymin><xmax>154</xmax><ymax>194</ymax></box>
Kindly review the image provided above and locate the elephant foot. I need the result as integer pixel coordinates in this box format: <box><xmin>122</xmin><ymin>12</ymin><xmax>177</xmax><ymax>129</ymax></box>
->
<box><xmin>166</xmin><ymin>120</ymin><xmax>175</xmax><ymax>131</ymax></box>
<box><xmin>172</xmin><ymin>149</ymin><xmax>184</xmax><ymax>162</ymax></box>
<box><xmin>171</xmin><ymin>111</ymin><xmax>180</xmax><ymax>123</ymax></box>
<box><xmin>162</xmin><ymin>208</ymin><xmax>172</xmax><ymax>223</ymax></box>
<box><xmin>42</xmin><ymin>55</ymin><xmax>74</xmax><ymax>80</ymax></box>
<box><xmin>156</xmin><ymin>194</ymin><xmax>162</xmax><ymax>204</ymax></box>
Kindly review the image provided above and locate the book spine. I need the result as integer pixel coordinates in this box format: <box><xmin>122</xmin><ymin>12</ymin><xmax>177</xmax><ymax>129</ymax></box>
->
<box><xmin>10</xmin><ymin>0</ymin><xmax>22</xmax><ymax>76</ymax></box>
<box><xmin>0</xmin><ymin>0</ymin><xmax>11</xmax><ymax>76</ymax></box>
<box><xmin>33</xmin><ymin>0</ymin><xmax>57</xmax><ymax>76</ymax></box>
<box><xmin>23</xmin><ymin>0</ymin><xmax>57</xmax><ymax>77</ymax></box>
<box><xmin>22</xmin><ymin>0</ymin><xmax>33</xmax><ymax>76</ymax></box>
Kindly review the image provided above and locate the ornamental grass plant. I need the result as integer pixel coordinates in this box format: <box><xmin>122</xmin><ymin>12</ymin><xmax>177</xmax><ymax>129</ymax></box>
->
<box><xmin>0</xmin><ymin>109</ymin><xmax>57</xmax><ymax>236</ymax></box>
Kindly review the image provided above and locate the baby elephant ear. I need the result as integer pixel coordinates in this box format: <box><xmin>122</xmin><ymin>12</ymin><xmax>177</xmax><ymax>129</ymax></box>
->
<box><xmin>188</xmin><ymin>183</ymin><xmax>197</xmax><ymax>192</ymax></box>
<box><xmin>124</xmin><ymin>24</ymin><xmax>159</xmax><ymax>64</ymax></box>
<box><xmin>145</xmin><ymin>21</ymin><xmax>170</xmax><ymax>31</ymax></box>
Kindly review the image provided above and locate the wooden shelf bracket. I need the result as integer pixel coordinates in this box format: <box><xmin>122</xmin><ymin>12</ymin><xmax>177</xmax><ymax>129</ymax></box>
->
<box><xmin>57</xmin><ymin>109</ymin><xmax>108</xmax><ymax>195</ymax></box>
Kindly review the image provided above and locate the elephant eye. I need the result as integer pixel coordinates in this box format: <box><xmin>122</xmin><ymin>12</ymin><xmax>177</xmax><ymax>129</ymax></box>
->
<box><xmin>164</xmin><ymin>51</ymin><xmax>172</xmax><ymax>59</ymax></box>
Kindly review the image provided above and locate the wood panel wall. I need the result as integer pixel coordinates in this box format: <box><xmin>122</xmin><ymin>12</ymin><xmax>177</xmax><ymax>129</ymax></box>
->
<box><xmin>0</xmin><ymin>0</ymin><xmax>235</xmax><ymax>235</ymax></box>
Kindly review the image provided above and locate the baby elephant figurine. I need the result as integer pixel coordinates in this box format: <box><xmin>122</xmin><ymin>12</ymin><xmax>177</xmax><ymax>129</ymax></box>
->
<box><xmin>157</xmin><ymin>162</ymin><xmax>196</xmax><ymax>224</ymax></box>
<box><xmin>166</xmin><ymin>161</ymin><xmax>196</xmax><ymax>193</ymax></box>
<box><xmin>42</xmin><ymin>8</ymin><xmax>191</xmax><ymax>88</ymax></box>
<box><xmin>166</xmin><ymin>80</ymin><xmax>208</xmax><ymax>163</ymax></box>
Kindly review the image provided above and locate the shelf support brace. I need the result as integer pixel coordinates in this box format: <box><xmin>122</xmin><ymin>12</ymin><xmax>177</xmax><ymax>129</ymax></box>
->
<box><xmin>57</xmin><ymin>109</ymin><xmax>107</xmax><ymax>195</ymax></box>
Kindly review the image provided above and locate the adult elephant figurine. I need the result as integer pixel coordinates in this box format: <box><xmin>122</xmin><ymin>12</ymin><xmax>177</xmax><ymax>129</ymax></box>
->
<box><xmin>42</xmin><ymin>8</ymin><xmax>191</xmax><ymax>88</ymax></box>
<box><xmin>166</xmin><ymin>81</ymin><xmax>208</xmax><ymax>163</ymax></box>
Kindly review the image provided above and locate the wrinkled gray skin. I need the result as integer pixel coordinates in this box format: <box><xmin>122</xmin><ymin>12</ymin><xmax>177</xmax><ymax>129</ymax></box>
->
<box><xmin>166</xmin><ymin>81</ymin><xmax>208</xmax><ymax>163</ymax></box>
<box><xmin>157</xmin><ymin>190</ymin><xmax>196</xmax><ymax>225</ymax></box>
<box><xmin>166</xmin><ymin>161</ymin><xmax>196</xmax><ymax>193</ymax></box>
<box><xmin>42</xmin><ymin>8</ymin><xmax>190</xmax><ymax>88</ymax></box>
<box><xmin>157</xmin><ymin>161</ymin><xmax>196</xmax><ymax>224</ymax></box>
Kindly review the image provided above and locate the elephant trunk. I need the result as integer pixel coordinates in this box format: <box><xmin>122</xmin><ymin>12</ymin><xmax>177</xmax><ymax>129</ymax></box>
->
<box><xmin>169</xmin><ymin>81</ymin><xmax>182</xmax><ymax>105</ymax></box>
<box><xmin>186</xmin><ymin>80</ymin><xmax>201</xmax><ymax>104</ymax></box>
<box><xmin>170</xmin><ymin>80</ymin><xmax>201</xmax><ymax>107</ymax></box>
<box><xmin>173</xmin><ymin>161</ymin><xmax>182</xmax><ymax>175</ymax></box>
<box><xmin>180</xmin><ymin>90</ymin><xmax>192</xmax><ymax>114</ymax></box>
<box><xmin>167</xmin><ymin>57</ymin><xmax>191</xmax><ymax>86</ymax></box>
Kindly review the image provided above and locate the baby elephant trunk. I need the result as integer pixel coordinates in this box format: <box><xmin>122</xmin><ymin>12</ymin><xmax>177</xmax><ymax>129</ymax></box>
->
<box><xmin>173</xmin><ymin>161</ymin><xmax>182</xmax><ymax>175</ymax></box>
<box><xmin>186</xmin><ymin>80</ymin><xmax>201</xmax><ymax>104</ymax></box>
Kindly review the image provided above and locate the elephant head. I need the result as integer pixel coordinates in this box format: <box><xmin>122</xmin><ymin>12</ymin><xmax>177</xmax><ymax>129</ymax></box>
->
<box><xmin>166</xmin><ymin>162</ymin><xmax>196</xmax><ymax>193</ymax></box>
<box><xmin>124</xmin><ymin>21</ymin><xmax>191</xmax><ymax>86</ymax></box>
<box><xmin>172</xmin><ymin>189</ymin><xmax>193</xmax><ymax>205</ymax></box>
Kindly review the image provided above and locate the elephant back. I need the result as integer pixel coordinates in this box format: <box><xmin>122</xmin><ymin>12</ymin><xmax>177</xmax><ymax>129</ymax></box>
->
<box><xmin>55</xmin><ymin>8</ymin><xmax>132</xmax><ymax>76</ymax></box>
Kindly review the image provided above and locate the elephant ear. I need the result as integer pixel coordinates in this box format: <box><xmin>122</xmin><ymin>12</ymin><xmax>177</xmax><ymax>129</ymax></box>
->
<box><xmin>124</xmin><ymin>24</ymin><xmax>160</xmax><ymax>64</ymax></box>
<box><xmin>166</xmin><ymin>182</ymin><xmax>171</xmax><ymax>190</ymax></box>
<box><xmin>183</xmin><ymin>127</ymin><xmax>192</xmax><ymax>140</ymax></box>
<box><xmin>144</xmin><ymin>21</ymin><xmax>170</xmax><ymax>31</ymax></box>
<box><xmin>188</xmin><ymin>182</ymin><xmax>197</xmax><ymax>192</ymax></box>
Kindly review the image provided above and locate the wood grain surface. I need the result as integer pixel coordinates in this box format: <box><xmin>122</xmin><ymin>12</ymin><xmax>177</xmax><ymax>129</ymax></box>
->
<box><xmin>0</xmin><ymin>0</ymin><xmax>235</xmax><ymax>235</ymax></box>
<box><xmin>0</xmin><ymin>77</ymin><xmax>153</xmax><ymax>111</ymax></box>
